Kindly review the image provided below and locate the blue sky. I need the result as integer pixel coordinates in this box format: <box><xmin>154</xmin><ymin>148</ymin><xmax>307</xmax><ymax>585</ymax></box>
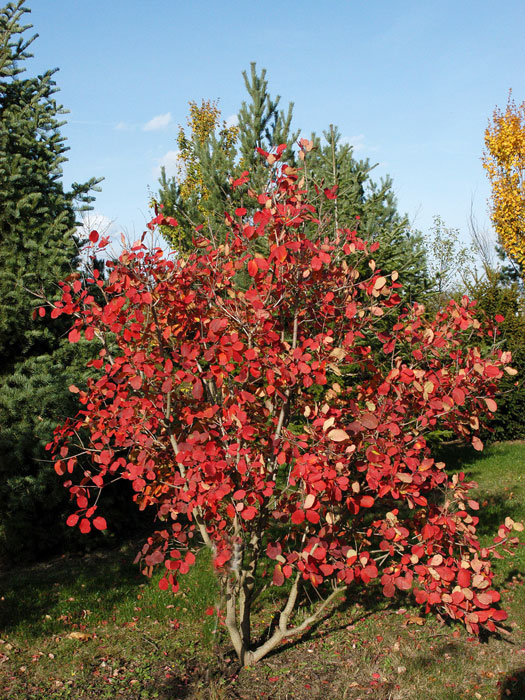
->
<box><xmin>26</xmin><ymin>0</ymin><xmax>524</xmax><ymax>247</ymax></box>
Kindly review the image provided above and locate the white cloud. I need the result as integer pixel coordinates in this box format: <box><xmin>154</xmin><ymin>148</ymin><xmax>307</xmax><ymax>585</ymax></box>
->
<box><xmin>225</xmin><ymin>113</ymin><xmax>239</xmax><ymax>128</ymax></box>
<box><xmin>342</xmin><ymin>133</ymin><xmax>366</xmax><ymax>152</ymax></box>
<box><xmin>340</xmin><ymin>134</ymin><xmax>381</xmax><ymax>155</ymax></box>
<box><xmin>154</xmin><ymin>149</ymin><xmax>180</xmax><ymax>178</ymax></box>
<box><xmin>115</xmin><ymin>120</ymin><xmax>133</xmax><ymax>131</ymax></box>
<box><xmin>77</xmin><ymin>212</ymin><xmax>115</xmax><ymax>237</ymax></box>
<box><xmin>143</xmin><ymin>112</ymin><xmax>172</xmax><ymax>132</ymax></box>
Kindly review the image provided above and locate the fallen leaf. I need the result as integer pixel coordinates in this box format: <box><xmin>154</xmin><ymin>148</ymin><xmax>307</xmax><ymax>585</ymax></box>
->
<box><xmin>404</xmin><ymin>615</ymin><xmax>425</xmax><ymax>626</ymax></box>
<box><xmin>327</xmin><ymin>428</ymin><xmax>350</xmax><ymax>442</ymax></box>
<box><xmin>67</xmin><ymin>632</ymin><xmax>90</xmax><ymax>641</ymax></box>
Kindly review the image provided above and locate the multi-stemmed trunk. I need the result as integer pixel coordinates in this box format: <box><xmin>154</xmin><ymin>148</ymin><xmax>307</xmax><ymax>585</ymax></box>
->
<box><xmin>218</xmin><ymin>536</ymin><xmax>345</xmax><ymax>666</ymax></box>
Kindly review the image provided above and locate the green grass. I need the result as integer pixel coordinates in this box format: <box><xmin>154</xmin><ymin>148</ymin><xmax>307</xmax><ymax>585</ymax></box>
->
<box><xmin>0</xmin><ymin>545</ymin><xmax>219</xmax><ymax>699</ymax></box>
<box><xmin>437</xmin><ymin>441</ymin><xmax>525</xmax><ymax>626</ymax></box>
<box><xmin>0</xmin><ymin>441</ymin><xmax>523</xmax><ymax>699</ymax></box>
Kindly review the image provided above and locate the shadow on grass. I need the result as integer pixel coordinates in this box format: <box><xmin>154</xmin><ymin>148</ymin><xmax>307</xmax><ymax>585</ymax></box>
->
<box><xmin>433</xmin><ymin>441</ymin><xmax>523</xmax><ymax>537</ymax></box>
<box><xmin>0</xmin><ymin>540</ymin><xmax>143</xmax><ymax>634</ymax></box>
<box><xmin>432</xmin><ymin>441</ymin><xmax>480</xmax><ymax>471</ymax></box>
<box><xmin>252</xmin><ymin>579</ymin><xmax>391</xmax><ymax>663</ymax></box>
<box><xmin>469</xmin><ymin>490</ymin><xmax>523</xmax><ymax>537</ymax></box>
<box><xmin>408</xmin><ymin>640</ymin><xmax>461</xmax><ymax>671</ymax></box>
<box><xmin>499</xmin><ymin>668</ymin><xmax>525</xmax><ymax>699</ymax></box>
<box><xmin>162</xmin><ymin>654</ymin><xmax>238</xmax><ymax>700</ymax></box>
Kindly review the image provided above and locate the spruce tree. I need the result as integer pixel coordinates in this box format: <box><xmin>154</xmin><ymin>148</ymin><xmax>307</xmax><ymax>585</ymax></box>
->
<box><xmin>0</xmin><ymin>0</ymin><xmax>98</xmax><ymax>359</ymax></box>
<box><xmin>0</xmin><ymin>0</ymin><xmax>101</xmax><ymax>561</ymax></box>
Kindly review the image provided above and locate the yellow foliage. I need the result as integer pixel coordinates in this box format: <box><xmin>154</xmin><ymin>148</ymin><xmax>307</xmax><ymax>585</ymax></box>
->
<box><xmin>483</xmin><ymin>91</ymin><xmax>525</xmax><ymax>274</ymax></box>
<box><xmin>176</xmin><ymin>100</ymin><xmax>238</xmax><ymax>203</ymax></box>
<box><xmin>157</xmin><ymin>100</ymin><xmax>238</xmax><ymax>250</ymax></box>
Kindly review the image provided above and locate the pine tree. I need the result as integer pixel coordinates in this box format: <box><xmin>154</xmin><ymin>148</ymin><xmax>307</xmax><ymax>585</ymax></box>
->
<box><xmin>157</xmin><ymin>65</ymin><xmax>429</xmax><ymax>304</ymax></box>
<box><xmin>236</xmin><ymin>62</ymin><xmax>297</xmax><ymax>176</ymax></box>
<box><xmin>157</xmin><ymin>63</ymin><xmax>298</xmax><ymax>254</ymax></box>
<box><xmin>157</xmin><ymin>99</ymin><xmax>240</xmax><ymax>253</ymax></box>
<box><xmin>0</xmin><ymin>0</ymin><xmax>101</xmax><ymax>561</ymax></box>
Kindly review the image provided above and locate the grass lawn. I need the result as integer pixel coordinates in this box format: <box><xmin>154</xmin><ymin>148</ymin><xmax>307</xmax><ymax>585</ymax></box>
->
<box><xmin>0</xmin><ymin>441</ymin><xmax>523</xmax><ymax>699</ymax></box>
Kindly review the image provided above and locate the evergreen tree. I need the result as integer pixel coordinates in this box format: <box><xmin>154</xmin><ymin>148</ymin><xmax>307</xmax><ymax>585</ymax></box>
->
<box><xmin>0</xmin><ymin>0</ymin><xmax>99</xmax><ymax>360</ymax></box>
<box><xmin>236</xmin><ymin>62</ymin><xmax>297</xmax><ymax>175</ymax></box>
<box><xmin>305</xmin><ymin>125</ymin><xmax>429</xmax><ymax>303</ymax></box>
<box><xmin>0</xmin><ymin>0</ymin><xmax>102</xmax><ymax>561</ymax></box>
<box><xmin>157</xmin><ymin>65</ymin><xmax>429</xmax><ymax>304</ymax></box>
<box><xmin>157</xmin><ymin>63</ymin><xmax>298</xmax><ymax>254</ymax></box>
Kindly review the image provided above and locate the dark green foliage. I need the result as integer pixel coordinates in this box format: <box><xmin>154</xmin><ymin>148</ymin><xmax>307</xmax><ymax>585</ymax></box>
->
<box><xmin>472</xmin><ymin>276</ymin><xmax>525</xmax><ymax>441</ymax></box>
<box><xmin>0</xmin><ymin>1</ymin><xmax>99</xmax><ymax>360</ymax></box>
<box><xmin>0</xmin><ymin>342</ymin><xmax>91</xmax><ymax>560</ymax></box>
<box><xmin>0</xmin><ymin>338</ymin><xmax>154</xmax><ymax>563</ymax></box>
<box><xmin>0</xmin><ymin>1</ymin><xmax>107</xmax><ymax>562</ymax></box>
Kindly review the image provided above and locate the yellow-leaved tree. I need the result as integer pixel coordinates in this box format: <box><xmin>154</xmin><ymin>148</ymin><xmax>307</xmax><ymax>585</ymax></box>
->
<box><xmin>483</xmin><ymin>92</ymin><xmax>525</xmax><ymax>277</ymax></box>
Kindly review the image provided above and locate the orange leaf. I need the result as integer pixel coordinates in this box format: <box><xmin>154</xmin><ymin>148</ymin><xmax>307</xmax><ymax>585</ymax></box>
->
<box><xmin>327</xmin><ymin>429</ymin><xmax>350</xmax><ymax>442</ymax></box>
<box><xmin>484</xmin><ymin>397</ymin><xmax>497</xmax><ymax>412</ymax></box>
<box><xmin>472</xmin><ymin>436</ymin><xmax>483</xmax><ymax>451</ymax></box>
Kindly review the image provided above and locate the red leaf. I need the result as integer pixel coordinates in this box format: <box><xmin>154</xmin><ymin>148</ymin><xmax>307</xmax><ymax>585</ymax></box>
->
<box><xmin>66</xmin><ymin>514</ymin><xmax>79</xmax><ymax>527</ymax></box>
<box><xmin>241</xmin><ymin>506</ymin><xmax>257</xmax><ymax>520</ymax></box>
<box><xmin>306</xmin><ymin>510</ymin><xmax>320</xmax><ymax>524</ymax></box>
<box><xmin>383</xmin><ymin>582</ymin><xmax>396</xmax><ymax>597</ymax></box>
<box><xmin>452</xmin><ymin>388</ymin><xmax>465</xmax><ymax>406</ymax></box>
<box><xmin>193</xmin><ymin>380</ymin><xmax>203</xmax><ymax>400</ymax></box>
<box><xmin>185</xmin><ymin>551</ymin><xmax>196</xmax><ymax>566</ymax></box>
<box><xmin>68</xmin><ymin>328</ymin><xmax>81</xmax><ymax>343</ymax></box>
<box><xmin>312</xmin><ymin>546</ymin><xmax>327</xmax><ymax>561</ymax></box>
<box><xmin>323</xmin><ymin>185</ymin><xmax>338</xmax><ymax>200</ymax></box>
<box><xmin>232</xmin><ymin>171</ymin><xmax>249</xmax><ymax>188</ymax></box>
<box><xmin>311</xmin><ymin>256</ymin><xmax>322</xmax><ymax>271</ymax></box>
<box><xmin>484</xmin><ymin>365</ymin><xmax>501</xmax><ymax>377</ymax></box>
<box><xmin>359</xmin><ymin>413</ymin><xmax>378</xmax><ymax>430</ymax></box>
<box><xmin>93</xmin><ymin>516</ymin><xmax>107</xmax><ymax>531</ymax></box>
<box><xmin>457</xmin><ymin>569</ymin><xmax>471</xmax><ymax>587</ymax></box>
<box><xmin>129</xmin><ymin>375</ymin><xmax>142</xmax><ymax>390</ymax></box>
<box><xmin>79</xmin><ymin>518</ymin><xmax>91</xmax><ymax>534</ymax></box>
<box><xmin>89</xmin><ymin>229</ymin><xmax>99</xmax><ymax>243</ymax></box>
<box><xmin>491</xmin><ymin>609</ymin><xmax>508</xmax><ymax>621</ymax></box>
<box><xmin>267</xmin><ymin>542</ymin><xmax>282</xmax><ymax>559</ymax></box>
<box><xmin>247</xmin><ymin>259</ymin><xmax>258</xmax><ymax>277</ymax></box>
<box><xmin>291</xmin><ymin>509</ymin><xmax>305</xmax><ymax>525</ymax></box>
<box><xmin>273</xmin><ymin>564</ymin><xmax>285</xmax><ymax>586</ymax></box>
